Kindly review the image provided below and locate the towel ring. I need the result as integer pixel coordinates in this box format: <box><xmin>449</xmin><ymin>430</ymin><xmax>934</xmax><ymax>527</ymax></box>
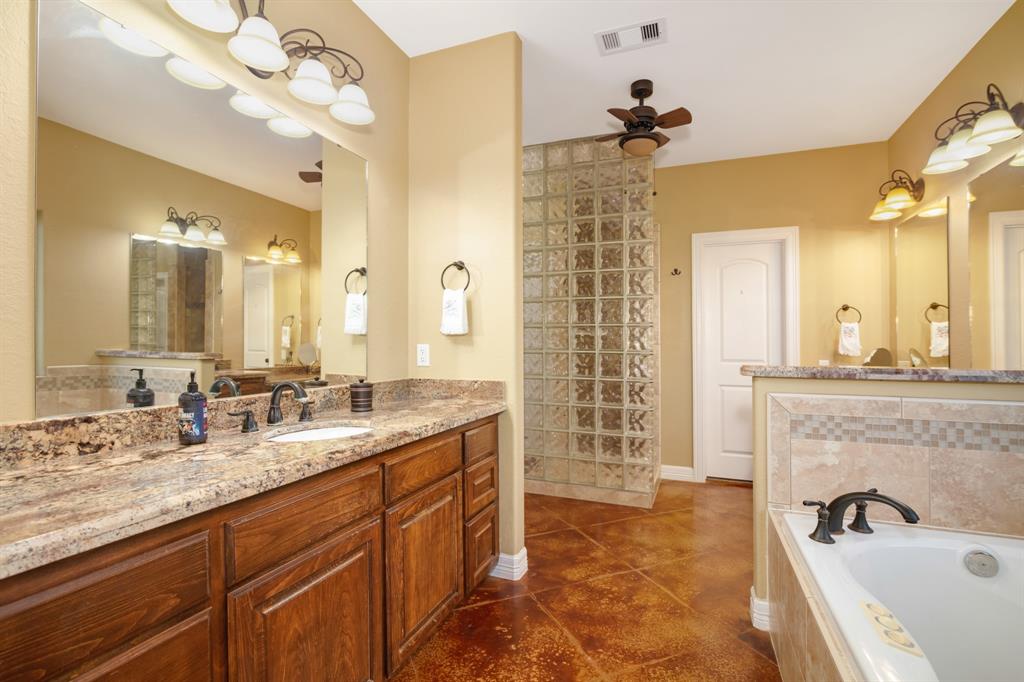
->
<box><xmin>280</xmin><ymin>314</ymin><xmax>295</xmax><ymax>327</ymax></box>
<box><xmin>835</xmin><ymin>304</ymin><xmax>862</xmax><ymax>324</ymax></box>
<box><xmin>441</xmin><ymin>260</ymin><xmax>470</xmax><ymax>291</ymax></box>
<box><xmin>344</xmin><ymin>267</ymin><xmax>367</xmax><ymax>294</ymax></box>
<box><xmin>924</xmin><ymin>302</ymin><xmax>948</xmax><ymax>322</ymax></box>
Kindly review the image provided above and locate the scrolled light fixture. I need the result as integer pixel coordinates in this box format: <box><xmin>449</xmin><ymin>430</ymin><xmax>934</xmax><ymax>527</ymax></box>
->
<box><xmin>869</xmin><ymin>170</ymin><xmax>925</xmax><ymax>221</ymax></box>
<box><xmin>266</xmin><ymin>234</ymin><xmax>300</xmax><ymax>263</ymax></box>
<box><xmin>924</xmin><ymin>83</ymin><xmax>1024</xmax><ymax>175</ymax></box>
<box><xmin>159</xmin><ymin>207</ymin><xmax>226</xmax><ymax>245</ymax></box>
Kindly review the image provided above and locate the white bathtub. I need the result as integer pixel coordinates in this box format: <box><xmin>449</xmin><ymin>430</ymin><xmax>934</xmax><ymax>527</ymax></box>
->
<box><xmin>781</xmin><ymin>512</ymin><xmax>1024</xmax><ymax>682</ymax></box>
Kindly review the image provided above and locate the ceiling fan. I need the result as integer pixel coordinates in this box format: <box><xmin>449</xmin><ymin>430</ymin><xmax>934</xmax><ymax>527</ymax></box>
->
<box><xmin>299</xmin><ymin>160</ymin><xmax>322</xmax><ymax>183</ymax></box>
<box><xmin>596</xmin><ymin>79</ymin><xmax>692</xmax><ymax>156</ymax></box>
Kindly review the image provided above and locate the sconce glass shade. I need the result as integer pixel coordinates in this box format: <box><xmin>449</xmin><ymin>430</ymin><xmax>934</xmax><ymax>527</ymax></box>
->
<box><xmin>267</xmin><ymin>243</ymin><xmax>284</xmax><ymax>260</ymax></box>
<box><xmin>917</xmin><ymin>202</ymin><xmax>948</xmax><ymax>218</ymax></box>
<box><xmin>267</xmin><ymin>116</ymin><xmax>313</xmax><ymax>138</ymax></box>
<box><xmin>922</xmin><ymin>142</ymin><xmax>969</xmax><ymax>175</ymax></box>
<box><xmin>206</xmin><ymin>226</ymin><xmax>227</xmax><ymax>245</ymax></box>
<box><xmin>183</xmin><ymin>223</ymin><xmax>206</xmax><ymax>242</ymax></box>
<box><xmin>229</xmin><ymin>90</ymin><xmax>278</xmax><ymax>119</ymax></box>
<box><xmin>98</xmin><ymin>18</ymin><xmax>168</xmax><ymax>57</ymax></box>
<box><xmin>329</xmin><ymin>83</ymin><xmax>375</xmax><ymax>125</ymax></box>
<box><xmin>284</xmin><ymin>250</ymin><xmax>302</xmax><ymax>264</ymax></box>
<box><xmin>1010</xmin><ymin>146</ymin><xmax>1024</xmax><ymax>167</ymax></box>
<box><xmin>165</xmin><ymin>56</ymin><xmax>225</xmax><ymax>90</ymax></box>
<box><xmin>167</xmin><ymin>0</ymin><xmax>239</xmax><ymax>33</ymax></box>
<box><xmin>288</xmin><ymin>59</ymin><xmax>337</xmax><ymax>105</ymax></box>
<box><xmin>228</xmin><ymin>16</ymin><xmax>289</xmax><ymax>72</ymax></box>
<box><xmin>883</xmin><ymin>186</ymin><xmax>916</xmax><ymax>210</ymax></box>
<box><xmin>967</xmin><ymin>108</ymin><xmax>1023</xmax><ymax>146</ymax></box>
<box><xmin>869</xmin><ymin>199</ymin><xmax>901</xmax><ymax>222</ymax></box>
<box><xmin>945</xmin><ymin>127</ymin><xmax>990</xmax><ymax>160</ymax></box>
<box><xmin>159</xmin><ymin>219</ymin><xmax>182</xmax><ymax>238</ymax></box>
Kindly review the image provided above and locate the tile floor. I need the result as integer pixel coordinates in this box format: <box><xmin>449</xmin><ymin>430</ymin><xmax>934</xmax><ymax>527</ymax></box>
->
<box><xmin>394</xmin><ymin>480</ymin><xmax>780</xmax><ymax>681</ymax></box>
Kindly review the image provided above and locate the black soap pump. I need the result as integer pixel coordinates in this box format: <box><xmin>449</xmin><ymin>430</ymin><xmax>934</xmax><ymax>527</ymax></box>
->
<box><xmin>126</xmin><ymin>368</ymin><xmax>155</xmax><ymax>408</ymax></box>
<box><xmin>177</xmin><ymin>371</ymin><xmax>209</xmax><ymax>445</ymax></box>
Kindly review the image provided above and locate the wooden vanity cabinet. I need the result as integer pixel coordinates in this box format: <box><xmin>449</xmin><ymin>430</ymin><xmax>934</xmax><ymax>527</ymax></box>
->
<box><xmin>0</xmin><ymin>415</ymin><xmax>500</xmax><ymax>682</ymax></box>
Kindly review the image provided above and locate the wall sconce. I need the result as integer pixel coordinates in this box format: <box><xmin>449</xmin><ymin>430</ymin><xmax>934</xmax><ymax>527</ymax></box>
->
<box><xmin>923</xmin><ymin>83</ymin><xmax>1024</xmax><ymax>175</ymax></box>
<box><xmin>158</xmin><ymin>207</ymin><xmax>226</xmax><ymax>245</ymax></box>
<box><xmin>869</xmin><ymin>170</ymin><xmax>924</xmax><ymax>222</ymax></box>
<box><xmin>267</xmin><ymin>234</ymin><xmax>301</xmax><ymax>263</ymax></box>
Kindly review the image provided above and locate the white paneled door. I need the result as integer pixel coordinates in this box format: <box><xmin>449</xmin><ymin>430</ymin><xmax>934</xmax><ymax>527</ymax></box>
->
<box><xmin>243</xmin><ymin>264</ymin><xmax>273</xmax><ymax>369</ymax></box>
<box><xmin>990</xmin><ymin>211</ymin><xmax>1024</xmax><ymax>369</ymax></box>
<box><xmin>693</xmin><ymin>228</ymin><xmax>797</xmax><ymax>481</ymax></box>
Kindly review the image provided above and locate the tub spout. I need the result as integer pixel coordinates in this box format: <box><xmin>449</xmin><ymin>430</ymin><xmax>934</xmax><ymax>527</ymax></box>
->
<box><xmin>825</xmin><ymin>490</ymin><xmax>920</xmax><ymax>534</ymax></box>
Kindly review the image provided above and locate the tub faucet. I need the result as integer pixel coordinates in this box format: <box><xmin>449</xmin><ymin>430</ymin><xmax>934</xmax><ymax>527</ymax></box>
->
<box><xmin>267</xmin><ymin>381</ymin><xmax>311</xmax><ymax>425</ymax></box>
<box><xmin>825</xmin><ymin>490</ymin><xmax>919</xmax><ymax>535</ymax></box>
<box><xmin>209</xmin><ymin>377</ymin><xmax>240</xmax><ymax>397</ymax></box>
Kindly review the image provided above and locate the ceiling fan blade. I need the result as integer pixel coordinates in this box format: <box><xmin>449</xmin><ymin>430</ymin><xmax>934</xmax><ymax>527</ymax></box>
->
<box><xmin>607</xmin><ymin>107</ymin><xmax>639</xmax><ymax>124</ymax></box>
<box><xmin>654</xmin><ymin>107</ymin><xmax>693</xmax><ymax>129</ymax></box>
<box><xmin>653</xmin><ymin>131</ymin><xmax>671</xmax><ymax>147</ymax></box>
<box><xmin>299</xmin><ymin>171</ymin><xmax>323</xmax><ymax>183</ymax></box>
<box><xmin>315</xmin><ymin>160</ymin><xmax>323</xmax><ymax>170</ymax></box>
<box><xmin>594</xmin><ymin>132</ymin><xmax>625</xmax><ymax>142</ymax></box>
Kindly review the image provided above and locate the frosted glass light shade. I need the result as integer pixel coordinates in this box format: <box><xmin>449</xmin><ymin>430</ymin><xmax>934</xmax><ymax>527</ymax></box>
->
<box><xmin>883</xmin><ymin>186</ymin><xmax>915</xmax><ymax>210</ymax></box>
<box><xmin>917</xmin><ymin>203</ymin><xmax>947</xmax><ymax>218</ymax></box>
<box><xmin>228</xmin><ymin>16</ymin><xmax>288</xmax><ymax>72</ymax></box>
<box><xmin>329</xmin><ymin>83</ymin><xmax>375</xmax><ymax>125</ymax></box>
<box><xmin>99</xmin><ymin>18</ymin><xmax>168</xmax><ymax>57</ymax></box>
<box><xmin>968</xmin><ymin>108</ymin><xmax>1023</xmax><ymax>146</ymax></box>
<box><xmin>622</xmin><ymin>136</ymin><xmax>658</xmax><ymax>157</ymax></box>
<box><xmin>922</xmin><ymin>142</ymin><xmax>968</xmax><ymax>175</ymax></box>
<box><xmin>946</xmin><ymin>127</ymin><xmax>990</xmax><ymax>160</ymax></box>
<box><xmin>268</xmin><ymin>243</ymin><xmax>284</xmax><ymax>260</ymax></box>
<box><xmin>229</xmin><ymin>90</ymin><xmax>278</xmax><ymax>119</ymax></box>
<box><xmin>183</xmin><ymin>223</ymin><xmax>206</xmax><ymax>242</ymax></box>
<box><xmin>267</xmin><ymin>116</ymin><xmax>313</xmax><ymax>138</ymax></box>
<box><xmin>869</xmin><ymin>199</ymin><xmax>901</xmax><ymax>222</ymax></box>
<box><xmin>167</xmin><ymin>0</ymin><xmax>239</xmax><ymax>33</ymax></box>
<box><xmin>165</xmin><ymin>57</ymin><xmax>225</xmax><ymax>90</ymax></box>
<box><xmin>284</xmin><ymin>250</ymin><xmax>301</xmax><ymax>264</ymax></box>
<box><xmin>159</xmin><ymin>219</ymin><xmax>181</xmax><ymax>237</ymax></box>
<box><xmin>206</xmin><ymin>226</ymin><xmax>227</xmax><ymax>245</ymax></box>
<box><xmin>1010</xmin><ymin>146</ymin><xmax>1024</xmax><ymax>167</ymax></box>
<box><xmin>288</xmin><ymin>59</ymin><xmax>337</xmax><ymax>105</ymax></box>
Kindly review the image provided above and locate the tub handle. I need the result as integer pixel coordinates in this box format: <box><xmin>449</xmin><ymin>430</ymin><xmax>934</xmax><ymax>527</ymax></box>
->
<box><xmin>803</xmin><ymin>500</ymin><xmax>836</xmax><ymax>544</ymax></box>
<box><xmin>848</xmin><ymin>488</ymin><xmax>878</xmax><ymax>534</ymax></box>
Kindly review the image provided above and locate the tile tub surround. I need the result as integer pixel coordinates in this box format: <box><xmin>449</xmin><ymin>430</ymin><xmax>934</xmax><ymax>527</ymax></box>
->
<box><xmin>0</xmin><ymin>395</ymin><xmax>506</xmax><ymax>580</ymax></box>
<box><xmin>768</xmin><ymin>393</ymin><xmax>1024</xmax><ymax>536</ymax></box>
<box><xmin>742</xmin><ymin>364</ymin><xmax>1024</xmax><ymax>383</ymax></box>
<box><xmin>94</xmin><ymin>349</ymin><xmax>222</xmax><ymax>360</ymax></box>
<box><xmin>35</xmin><ymin>365</ymin><xmax>192</xmax><ymax>418</ymax></box>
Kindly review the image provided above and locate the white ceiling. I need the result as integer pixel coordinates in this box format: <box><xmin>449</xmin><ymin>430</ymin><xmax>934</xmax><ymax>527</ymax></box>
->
<box><xmin>354</xmin><ymin>0</ymin><xmax>1013</xmax><ymax>167</ymax></box>
<box><xmin>38</xmin><ymin>0</ymin><xmax>323</xmax><ymax>211</ymax></box>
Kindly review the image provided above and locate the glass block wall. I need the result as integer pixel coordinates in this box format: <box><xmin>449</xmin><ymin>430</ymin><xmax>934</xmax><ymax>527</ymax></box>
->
<box><xmin>522</xmin><ymin>137</ymin><xmax>660</xmax><ymax>500</ymax></box>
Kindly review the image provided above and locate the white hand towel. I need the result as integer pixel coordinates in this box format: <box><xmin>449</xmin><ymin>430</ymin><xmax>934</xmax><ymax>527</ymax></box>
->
<box><xmin>930</xmin><ymin>321</ymin><xmax>949</xmax><ymax>357</ymax></box>
<box><xmin>344</xmin><ymin>293</ymin><xmax>368</xmax><ymax>335</ymax></box>
<box><xmin>838</xmin><ymin>322</ymin><xmax>862</xmax><ymax>356</ymax></box>
<box><xmin>441</xmin><ymin>288</ymin><xmax>468</xmax><ymax>335</ymax></box>
<box><xmin>280</xmin><ymin>325</ymin><xmax>291</xmax><ymax>362</ymax></box>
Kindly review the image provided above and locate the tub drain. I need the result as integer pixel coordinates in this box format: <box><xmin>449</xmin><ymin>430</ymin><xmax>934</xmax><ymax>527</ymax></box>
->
<box><xmin>964</xmin><ymin>550</ymin><xmax>999</xmax><ymax>578</ymax></box>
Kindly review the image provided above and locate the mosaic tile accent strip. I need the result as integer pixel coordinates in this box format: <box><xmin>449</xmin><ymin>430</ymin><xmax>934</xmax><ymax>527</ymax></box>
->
<box><xmin>789</xmin><ymin>414</ymin><xmax>1024</xmax><ymax>452</ymax></box>
<box><xmin>523</xmin><ymin>136</ymin><xmax>659</xmax><ymax>496</ymax></box>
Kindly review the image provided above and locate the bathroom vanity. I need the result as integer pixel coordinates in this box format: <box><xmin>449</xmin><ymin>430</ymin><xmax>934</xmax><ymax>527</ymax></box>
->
<box><xmin>0</xmin><ymin>396</ymin><xmax>503</xmax><ymax>681</ymax></box>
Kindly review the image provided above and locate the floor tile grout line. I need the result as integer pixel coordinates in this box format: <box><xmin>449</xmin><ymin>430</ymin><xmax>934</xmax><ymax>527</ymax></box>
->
<box><xmin>529</xmin><ymin>591</ymin><xmax>615</xmax><ymax>682</ymax></box>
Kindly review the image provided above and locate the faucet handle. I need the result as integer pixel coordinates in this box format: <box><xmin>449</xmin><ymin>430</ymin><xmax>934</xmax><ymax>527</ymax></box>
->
<box><xmin>802</xmin><ymin>500</ymin><xmax>835</xmax><ymax>544</ymax></box>
<box><xmin>299</xmin><ymin>401</ymin><xmax>314</xmax><ymax>422</ymax></box>
<box><xmin>802</xmin><ymin>499</ymin><xmax>827</xmax><ymax>511</ymax></box>
<box><xmin>849</xmin><ymin>488</ymin><xmax>878</xmax><ymax>534</ymax></box>
<box><xmin>228</xmin><ymin>410</ymin><xmax>259</xmax><ymax>433</ymax></box>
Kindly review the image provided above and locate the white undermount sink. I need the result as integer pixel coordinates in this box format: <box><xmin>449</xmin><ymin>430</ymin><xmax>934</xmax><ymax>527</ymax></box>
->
<box><xmin>268</xmin><ymin>426</ymin><xmax>372</xmax><ymax>443</ymax></box>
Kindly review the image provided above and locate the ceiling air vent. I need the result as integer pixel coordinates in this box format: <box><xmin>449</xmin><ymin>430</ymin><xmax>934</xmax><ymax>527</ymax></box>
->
<box><xmin>595</xmin><ymin>18</ymin><xmax>666</xmax><ymax>56</ymax></box>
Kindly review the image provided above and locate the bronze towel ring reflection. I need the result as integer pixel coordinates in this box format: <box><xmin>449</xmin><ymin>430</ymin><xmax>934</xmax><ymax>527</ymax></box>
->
<box><xmin>835</xmin><ymin>304</ymin><xmax>862</xmax><ymax>324</ymax></box>
<box><xmin>441</xmin><ymin>261</ymin><xmax>470</xmax><ymax>291</ymax></box>
<box><xmin>345</xmin><ymin>267</ymin><xmax>367</xmax><ymax>294</ymax></box>
<box><xmin>924</xmin><ymin>302</ymin><xmax>948</xmax><ymax>322</ymax></box>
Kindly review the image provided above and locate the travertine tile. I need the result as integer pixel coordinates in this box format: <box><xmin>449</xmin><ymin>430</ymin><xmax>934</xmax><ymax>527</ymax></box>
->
<box><xmin>901</xmin><ymin>398</ymin><xmax>1024</xmax><ymax>425</ymax></box>
<box><xmin>929</xmin><ymin>447</ymin><xmax>1024</xmax><ymax>535</ymax></box>
<box><xmin>768</xmin><ymin>396</ymin><xmax>791</xmax><ymax>505</ymax></box>
<box><xmin>774</xmin><ymin>394</ymin><xmax>900</xmax><ymax>418</ymax></box>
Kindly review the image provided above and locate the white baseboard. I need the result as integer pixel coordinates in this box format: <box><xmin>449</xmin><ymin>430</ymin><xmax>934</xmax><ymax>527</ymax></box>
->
<box><xmin>661</xmin><ymin>465</ymin><xmax>695</xmax><ymax>482</ymax></box>
<box><xmin>489</xmin><ymin>547</ymin><xmax>528</xmax><ymax>581</ymax></box>
<box><xmin>749</xmin><ymin>586</ymin><xmax>771</xmax><ymax>631</ymax></box>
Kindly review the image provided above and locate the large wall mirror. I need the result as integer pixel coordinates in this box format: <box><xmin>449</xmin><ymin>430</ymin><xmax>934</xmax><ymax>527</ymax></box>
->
<box><xmin>893</xmin><ymin>203</ymin><xmax>951</xmax><ymax>367</ymax></box>
<box><xmin>968</xmin><ymin>155</ymin><xmax>1024</xmax><ymax>369</ymax></box>
<box><xmin>35</xmin><ymin>0</ymin><xmax>368</xmax><ymax>418</ymax></box>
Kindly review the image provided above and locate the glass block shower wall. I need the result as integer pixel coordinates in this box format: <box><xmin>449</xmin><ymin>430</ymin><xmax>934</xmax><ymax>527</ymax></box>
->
<box><xmin>522</xmin><ymin>137</ymin><xmax>660</xmax><ymax>503</ymax></box>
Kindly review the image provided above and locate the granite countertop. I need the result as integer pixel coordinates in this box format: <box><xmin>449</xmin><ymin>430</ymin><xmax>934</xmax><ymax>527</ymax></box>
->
<box><xmin>96</xmin><ymin>349</ymin><xmax>223</xmax><ymax>360</ymax></box>
<box><xmin>740</xmin><ymin>364</ymin><xmax>1024</xmax><ymax>383</ymax></box>
<box><xmin>0</xmin><ymin>397</ymin><xmax>505</xmax><ymax>580</ymax></box>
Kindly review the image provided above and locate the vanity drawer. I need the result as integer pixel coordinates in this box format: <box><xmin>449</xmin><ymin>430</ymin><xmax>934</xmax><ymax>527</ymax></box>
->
<box><xmin>384</xmin><ymin>433</ymin><xmax>462</xmax><ymax>503</ymax></box>
<box><xmin>464</xmin><ymin>454</ymin><xmax>498</xmax><ymax>519</ymax></box>
<box><xmin>463</xmin><ymin>420</ymin><xmax>497</xmax><ymax>465</ymax></box>
<box><xmin>225</xmin><ymin>464</ymin><xmax>382</xmax><ymax>584</ymax></box>
<box><xmin>465</xmin><ymin>502</ymin><xmax>499</xmax><ymax>592</ymax></box>
<box><xmin>0</xmin><ymin>531</ymin><xmax>210</xmax><ymax>681</ymax></box>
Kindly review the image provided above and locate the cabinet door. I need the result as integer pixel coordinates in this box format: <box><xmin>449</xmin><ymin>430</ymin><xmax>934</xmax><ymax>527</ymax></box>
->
<box><xmin>385</xmin><ymin>473</ymin><xmax>463</xmax><ymax>673</ymax></box>
<box><xmin>465</xmin><ymin>503</ymin><xmax>499</xmax><ymax>593</ymax></box>
<box><xmin>228</xmin><ymin>518</ymin><xmax>383</xmax><ymax>682</ymax></box>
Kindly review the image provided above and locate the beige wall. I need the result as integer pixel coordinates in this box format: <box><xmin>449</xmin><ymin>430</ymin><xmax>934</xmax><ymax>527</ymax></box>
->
<box><xmin>893</xmin><ymin>213</ymin><xmax>949</xmax><ymax>365</ymax></box>
<box><xmin>408</xmin><ymin>33</ymin><xmax>524</xmax><ymax>555</ymax></box>
<box><xmin>655</xmin><ymin>142</ymin><xmax>890</xmax><ymax>467</ymax></box>
<box><xmin>37</xmin><ymin>118</ymin><xmax>312</xmax><ymax>369</ymax></box>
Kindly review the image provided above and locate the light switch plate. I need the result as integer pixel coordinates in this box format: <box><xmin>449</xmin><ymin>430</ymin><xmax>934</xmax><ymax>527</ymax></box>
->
<box><xmin>416</xmin><ymin>344</ymin><xmax>430</xmax><ymax>367</ymax></box>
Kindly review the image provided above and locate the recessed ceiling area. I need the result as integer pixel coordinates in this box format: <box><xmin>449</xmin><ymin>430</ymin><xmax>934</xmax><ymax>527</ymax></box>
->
<box><xmin>355</xmin><ymin>0</ymin><xmax>1013</xmax><ymax>167</ymax></box>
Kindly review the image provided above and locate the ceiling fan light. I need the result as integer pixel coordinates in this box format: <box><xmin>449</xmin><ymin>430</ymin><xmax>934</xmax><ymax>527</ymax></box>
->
<box><xmin>883</xmin><ymin>186</ymin><xmax>915</xmax><ymax>210</ymax></box>
<box><xmin>330</xmin><ymin>84</ymin><xmax>375</xmax><ymax>125</ymax></box>
<box><xmin>167</xmin><ymin>0</ymin><xmax>239</xmax><ymax>33</ymax></box>
<box><xmin>922</xmin><ymin>142</ymin><xmax>968</xmax><ymax>175</ymax></box>
<box><xmin>98</xmin><ymin>17</ymin><xmax>168</xmax><ymax>57</ymax></box>
<box><xmin>165</xmin><ymin>56</ymin><xmax>225</xmax><ymax>90</ymax></box>
<box><xmin>228</xmin><ymin>16</ymin><xmax>289</xmax><ymax>72</ymax></box>
<box><xmin>869</xmin><ymin>199</ymin><xmax>901</xmax><ymax>222</ymax></box>
<box><xmin>183</xmin><ymin>223</ymin><xmax>206</xmax><ymax>242</ymax></box>
<box><xmin>946</xmin><ymin>127</ymin><xmax>990</xmax><ymax>160</ymax></box>
<box><xmin>267</xmin><ymin>116</ymin><xmax>313</xmax><ymax>138</ymax></box>
<box><xmin>621</xmin><ymin>133</ymin><xmax>658</xmax><ymax>157</ymax></box>
<box><xmin>288</xmin><ymin>59</ymin><xmax>337</xmax><ymax>105</ymax></box>
<box><xmin>968</xmin><ymin>108</ymin><xmax>1023</xmax><ymax>146</ymax></box>
<box><xmin>206</xmin><ymin>226</ymin><xmax>227</xmax><ymax>245</ymax></box>
<box><xmin>159</xmin><ymin>219</ymin><xmax>182</xmax><ymax>237</ymax></box>
<box><xmin>1010</xmin><ymin>146</ymin><xmax>1024</xmax><ymax>167</ymax></box>
<box><xmin>229</xmin><ymin>90</ymin><xmax>278</xmax><ymax>118</ymax></box>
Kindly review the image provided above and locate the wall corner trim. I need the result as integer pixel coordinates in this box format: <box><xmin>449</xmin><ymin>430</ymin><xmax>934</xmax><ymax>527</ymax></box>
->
<box><xmin>749</xmin><ymin>585</ymin><xmax>771</xmax><ymax>631</ymax></box>
<box><xmin>489</xmin><ymin>547</ymin><xmax>528</xmax><ymax>581</ymax></box>
<box><xmin>660</xmin><ymin>465</ymin><xmax>696</xmax><ymax>482</ymax></box>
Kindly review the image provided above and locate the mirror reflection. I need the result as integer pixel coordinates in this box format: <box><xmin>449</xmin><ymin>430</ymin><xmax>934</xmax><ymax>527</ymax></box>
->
<box><xmin>969</xmin><ymin>155</ymin><xmax>1024</xmax><ymax>369</ymax></box>
<box><xmin>893</xmin><ymin>203</ymin><xmax>950</xmax><ymax>367</ymax></box>
<box><xmin>35</xmin><ymin>0</ymin><xmax>367</xmax><ymax>418</ymax></box>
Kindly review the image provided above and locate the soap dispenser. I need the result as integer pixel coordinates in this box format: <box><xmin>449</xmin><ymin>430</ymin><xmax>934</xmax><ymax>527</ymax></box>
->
<box><xmin>177</xmin><ymin>371</ymin><xmax>208</xmax><ymax>445</ymax></box>
<box><xmin>126</xmin><ymin>368</ymin><xmax>155</xmax><ymax>408</ymax></box>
